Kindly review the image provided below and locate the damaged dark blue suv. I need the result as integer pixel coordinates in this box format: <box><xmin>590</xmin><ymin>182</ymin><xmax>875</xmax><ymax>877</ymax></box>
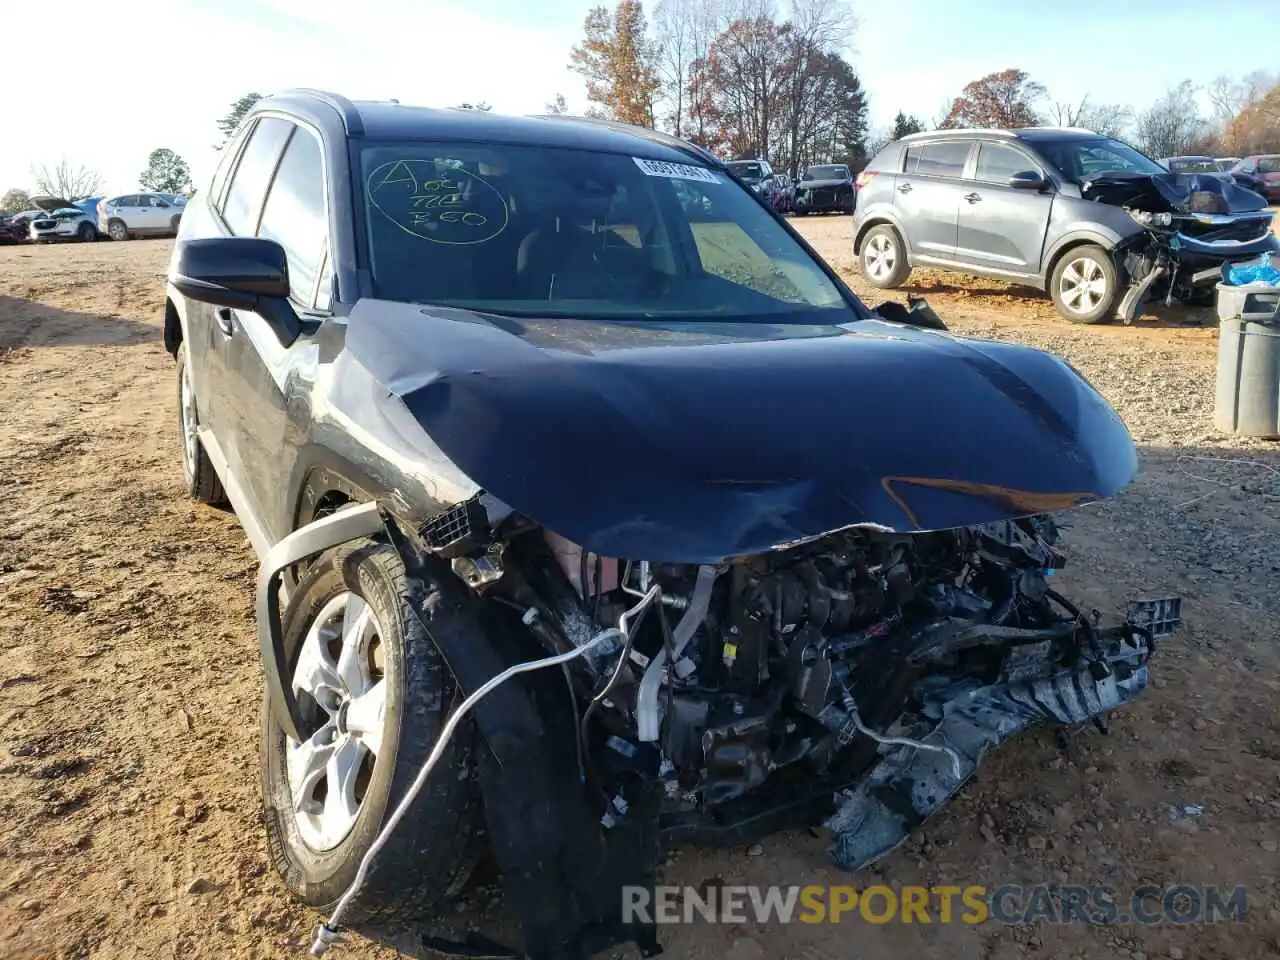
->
<box><xmin>165</xmin><ymin>89</ymin><xmax>1180</xmax><ymax>958</ymax></box>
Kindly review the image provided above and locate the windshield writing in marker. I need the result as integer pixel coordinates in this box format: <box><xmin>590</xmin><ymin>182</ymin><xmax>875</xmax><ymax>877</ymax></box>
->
<box><xmin>366</xmin><ymin>159</ymin><xmax>509</xmax><ymax>245</ymax></box>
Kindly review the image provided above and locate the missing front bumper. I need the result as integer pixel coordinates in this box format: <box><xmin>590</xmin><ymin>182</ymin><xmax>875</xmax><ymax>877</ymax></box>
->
<box><xmin>826</xmin><ymin>601</ymin><xmax>1178</xmax><ymax>871</ymax></box>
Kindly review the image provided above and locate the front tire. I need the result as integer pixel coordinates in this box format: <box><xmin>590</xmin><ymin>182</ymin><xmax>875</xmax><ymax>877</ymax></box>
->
<box><xmin>176</xmin><ymin>343</ymin><xmax>225</xmax><ymax>505</ymax></box>
<box><xmin>860</xmin><ymin>224</ymin><xmax>911</xmax><ymax>288</ymax></box>
<box><xmin>1050</xmin><ymin>245</ymin><xmax>1118</xmax><ymax>324</ymax></box>
<box><xmin>77</xmin><ymin>222</ymin><xmax>96</xmax><ymax>242</ymax></box>
<box><xmin>262</xmin><ymin>543</ymin><xmax>486</xmax><ymax>923</ymax></box>
<box><xmin>107</xmin><ymin>219</ymin><xmax>128</xmax><ymax>241</ymax></box>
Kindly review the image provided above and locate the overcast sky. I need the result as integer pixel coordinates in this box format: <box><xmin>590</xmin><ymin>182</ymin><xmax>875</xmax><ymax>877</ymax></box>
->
<box><xmin>2</xmin><ymin>0</ymin><xmax>1272</xmax><ymax>197</ymax></box>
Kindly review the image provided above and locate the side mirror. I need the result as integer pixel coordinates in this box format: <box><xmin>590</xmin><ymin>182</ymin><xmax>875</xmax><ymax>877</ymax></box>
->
<box><xmin>171</xmin><ymin>237</ymin><xmax>302</xmax><ymax>346</ymax></box>
<box><xmin>1008</xmin><ymin>170</ymin><xmax>1046</xmax><ymax>190</ymax></box>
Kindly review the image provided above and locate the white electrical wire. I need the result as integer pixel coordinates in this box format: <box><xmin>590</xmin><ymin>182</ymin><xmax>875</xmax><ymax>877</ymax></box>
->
<box><xmin>846</xmin><ymin>704</ymin><xmax>964</xmax><ymax>781</ymax></box>
<box><xmin>310</xmin><ymin>585</ymin><xmax>662</xmax><ymax>957</ymax></box>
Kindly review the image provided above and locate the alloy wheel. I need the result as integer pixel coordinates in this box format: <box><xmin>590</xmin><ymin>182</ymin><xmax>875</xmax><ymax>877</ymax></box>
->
<box><xmin>1058</xmin><ymin>256</ymin><xmax>1108</xmax><ymax>315</ymax></box>
<box><xmin>864</xmin><ymin>233</ymin><xmax>897</xmax><ymax>281</ymax></box>
<box><xmin>287</xmin><ymin>591</ymin><xmax>387</xmax><ymax>851</ymax></box>
<box><xmin>179</xmin><ymin>366</ymin><xmax>198</xmax><ymax>477</ymax></box>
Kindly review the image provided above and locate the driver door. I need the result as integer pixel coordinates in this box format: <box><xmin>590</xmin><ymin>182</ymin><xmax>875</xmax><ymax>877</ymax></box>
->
<box><xmin>218</xmin><ymin>121</ymin><xmax>331</xmax><ymax>542</ymax></box>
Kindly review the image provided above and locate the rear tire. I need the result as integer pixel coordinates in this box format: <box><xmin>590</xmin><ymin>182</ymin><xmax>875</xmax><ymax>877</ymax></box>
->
<box><xmin>261</xmin><ymin>543</ymin><xmax>486</xmax><ymax>923</ymax></box>
<box><xmin>1050</xmin><ymin>245</ymin><xmax>1118</xmax><ymax>324</ymax></box>
<box><xmin>107</xmin><ymin>219</ymin><xmax>128</xmax><ymax>241</ymax></box>
<box><xmin>176</xmin><ymin>343</ymin><xmax>225</xmax><ymax>505</ymax></box>
<box><xmin>860</xmin><ymin>224</ymin><xmax>911</xmax><ymax>288</ymax></box>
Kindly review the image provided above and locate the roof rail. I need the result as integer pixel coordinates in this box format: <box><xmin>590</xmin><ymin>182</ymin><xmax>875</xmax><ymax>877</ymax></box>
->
<box><xmin>273</xmin><ymin>88</ymin><xmax>364</xmax><ymax>136</ymax></box>
<box><xmin>531</xmin><ymin>113</ymin><xmax>721</xmax><ymax>167</ymax></box>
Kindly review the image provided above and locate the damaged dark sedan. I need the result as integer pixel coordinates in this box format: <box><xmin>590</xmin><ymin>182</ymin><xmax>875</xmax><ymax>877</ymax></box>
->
<box><xmin>855</xmin><ymin>128</ymin><xmax>1279</xmax><ymax>323</ymax></box>
<box><xmin>793</xmin><ymin>163</ymin><xmax>855</xmax><ymax>215</ymax></box>
<box><xmin>164</xmin><ymin>92</ymin><xmax>1180</xmax><ymax>959</ymax></box>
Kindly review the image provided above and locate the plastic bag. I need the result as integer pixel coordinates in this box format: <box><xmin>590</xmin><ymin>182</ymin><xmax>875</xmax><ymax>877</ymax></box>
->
<box><xmin>1223</xmin><ymin>252</ymin><xmax>1280</xmax><ymax>287</ymax></box>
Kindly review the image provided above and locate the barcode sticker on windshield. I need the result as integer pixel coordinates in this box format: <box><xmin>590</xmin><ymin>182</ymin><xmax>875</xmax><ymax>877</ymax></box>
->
<box><xmin>633</xmin><ymin>157</ymin><xmax>720</xmax><ymax>183</ymax></box>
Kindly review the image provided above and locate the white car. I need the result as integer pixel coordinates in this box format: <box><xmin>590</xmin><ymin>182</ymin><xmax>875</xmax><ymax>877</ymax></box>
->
<box><xmin>28</xmin><ymin>197</ymin><xmax>99</xmax><ymax>242</ymax></box>
<box><xmin>99</xmin><ymin>192</ymin><xmax>187</xmax><ymax>241</ymax></box>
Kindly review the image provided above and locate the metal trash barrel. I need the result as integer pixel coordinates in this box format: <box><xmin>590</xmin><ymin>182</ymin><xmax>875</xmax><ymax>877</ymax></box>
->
<box><xmin>1214</xmin><ymin>282</ymin><xmax>1280</xmax><ymax>439</ymax></box>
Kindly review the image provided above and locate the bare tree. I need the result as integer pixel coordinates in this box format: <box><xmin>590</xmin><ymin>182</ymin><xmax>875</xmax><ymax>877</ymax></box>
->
<box><xmin>1050</xmin><ymin>96</ymin><xmax>1089</xmax><ymax>127</ymax></box>
<box><xmin>1208</xmin><ymin>71</ymin><xmax>1276</xmax><ymax>122</ymax></box>
<box><xmin>1134</xmin><ymin>81</ymin><xmax>1205</xmax><ymax>159</ymax></box>
<box><xmin>1079</xmin><ymin>101</ymin><xmax>1133</xmax><ymax>139</ymax></box>
<box><xmin>682</xmin><ymin>0</ymin><xmax>727</xmax><ymax>145</ymax></box>
<box><xmin>1209</xmin><ymin>71</ymin><xmax>1278</xmax><ymax>153</ymax></box>
<box><xmin>31</xmin><ymin>159</ymin><xmax>103</xmax><ymax>200</ymax></box>
<box><xmin>654</xmin><ymin>0</ymin><xmax>695</xmax><ymax>135</ymax></box>
<box><xmin>775</xmin><ymin>0</ymin><xmax>856</xmax><ymax>175</ymax></box>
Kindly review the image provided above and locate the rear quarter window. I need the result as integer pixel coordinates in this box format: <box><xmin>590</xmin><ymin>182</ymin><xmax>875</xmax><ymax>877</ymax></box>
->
<box><xmin>867</xmin><ymin>143</ymin><xmax>904</xmax><ymax>172</ymax></box>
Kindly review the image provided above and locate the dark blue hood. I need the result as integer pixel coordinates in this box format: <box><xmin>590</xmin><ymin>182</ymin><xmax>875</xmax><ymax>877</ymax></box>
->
<box><xmin>345</xmin><ymin>302</ymin><xmax>1138</xmax><ymax>562</ymax></box>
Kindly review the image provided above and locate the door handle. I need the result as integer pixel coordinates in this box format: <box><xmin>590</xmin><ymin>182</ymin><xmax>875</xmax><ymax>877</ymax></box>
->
<box><xmin>897</xmin><ymin>183</ymin><xmax>913</xmax><ymax>194</ymax></box>
<box><xmin>964</xmin><ymin>192</ymin><xmax>982</xmax><ymax>203</ymax></box>
<box><xmin>214</xmin><ymin>307</ymin><xmax>234</xmax><ymax>337</ymax></box>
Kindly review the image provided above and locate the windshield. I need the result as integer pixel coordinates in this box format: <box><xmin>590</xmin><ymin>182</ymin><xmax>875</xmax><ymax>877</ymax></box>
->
<box><xmin>358</xmin><ymin>143</ymin><xmax>852</xmax><ymax>321</ymax></box>
<box><xmin>1035</xmin><ymin>138</ymin><xmax>1167</xmax><ymax>183</ymax></box>
<box><xmin>725</xmin><ymin>161</ymin><xmax>764</xmax><ymax>181</ymax></box>
<box><xmin>803</xmin><ymin>165</ymin><xmax>849</xmax><ymax>181</ymax></box>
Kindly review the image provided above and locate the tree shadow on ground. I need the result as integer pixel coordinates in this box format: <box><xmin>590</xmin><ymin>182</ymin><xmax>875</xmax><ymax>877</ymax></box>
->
<box><xmin>0</xmin><ymin>294</ymin><xmax>157</xmax><ymax>352</ymax></box>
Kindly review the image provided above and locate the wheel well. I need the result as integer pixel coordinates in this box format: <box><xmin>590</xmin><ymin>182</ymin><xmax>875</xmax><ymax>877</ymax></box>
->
<box><xmin>163</xmin><ymin>298</ymin><xmax>181</xmax><ymax>357</ymax></box>
<box><xmin>312</xmin><ymin>490</ymin><xmax>353</xmax><ymax>522</ymax></box>
<box><xmin>854</xmin><ymin>218</ymin><xmax>896</xmax><ymax>255</ymax></box>
<box><xmin>1044</xmin><ymin>239</ymin><xmax>1115</xmax><ymax>287</ymax></box>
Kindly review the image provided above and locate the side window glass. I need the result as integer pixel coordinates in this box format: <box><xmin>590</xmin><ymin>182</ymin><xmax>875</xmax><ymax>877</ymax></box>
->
<box><xmin>918</xmin><ymin>142</ymin><xmax>970</xmax><ymax>178</ymax></box>
<box><xmin>974</xmin><ymin>143</ymin><xmax>1039</xmax><ymax>183</ymax></box>
<box><xmin>209</xmin><ymin>124</ymin><xmax>252</xmax><ymax>212</ymax></box>
<box><xmin>222</xmin><ymin>117</ymin><xmax>293</xmax><ymax>236</ymax></box>
<box><xmin>903</xmin><ymin>145</ymin><xmax>922</xmax><ymax>174</ymax></box>
<box><xmin>257</xmin><ymin>128</ymin><xmax>327</xmax><ymax>308</ymax></box>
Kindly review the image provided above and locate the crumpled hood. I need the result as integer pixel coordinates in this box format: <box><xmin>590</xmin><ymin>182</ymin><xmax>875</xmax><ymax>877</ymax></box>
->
<box><xmin>345</xmin><ymin>302</ymin><xmax>1138</xmax><ymax>562</ymax></box>
<box><xmin>1082</xmin><ymin>171</ymin><xmax>1269</xmax><ymax>213</ymax></box>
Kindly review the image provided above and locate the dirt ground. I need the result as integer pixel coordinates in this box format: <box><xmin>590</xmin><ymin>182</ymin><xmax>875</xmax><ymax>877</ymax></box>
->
<box><xmin>2</xmin><ymin>223</ymin><xmax>1279</xmax><ymax>960</ymax></box>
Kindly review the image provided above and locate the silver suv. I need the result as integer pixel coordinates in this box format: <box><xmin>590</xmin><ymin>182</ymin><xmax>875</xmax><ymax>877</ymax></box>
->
<box><xmin>853</xmin><ymin>128</ymin><xmax>1279</xmax><ymax>323</ymax></box>
<box><xmin>99</xmin><ymin>192</ymin><xmax>186</xmax><ymax>240</ymax></box>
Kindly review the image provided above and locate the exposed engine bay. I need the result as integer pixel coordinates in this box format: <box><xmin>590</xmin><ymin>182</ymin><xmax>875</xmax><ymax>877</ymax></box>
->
<box><xmin>481</xmin><ymin>514</ymin><xmax>1177</xmax><ymax>872</ymax></box>
<box><xmin>1082</xmin><ymin>172</ymin><xmax>1278</xmax><ymax>323</ymax></box>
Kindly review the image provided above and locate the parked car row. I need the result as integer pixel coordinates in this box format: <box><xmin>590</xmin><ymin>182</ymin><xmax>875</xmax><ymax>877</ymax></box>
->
<box><xmin>0</xmin><ymin>191</ymin><xmax>189</xmax><ymax>243</ymax></box>
<box><xmin>1159</xmin><ymin>154</ymin><xmax>1280</xmax><ymax>201</ymax></box>
<box><xmin>725</xmin><ymin>158</ymin><xmax>858</xmax><ymax>215</ymax></box>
